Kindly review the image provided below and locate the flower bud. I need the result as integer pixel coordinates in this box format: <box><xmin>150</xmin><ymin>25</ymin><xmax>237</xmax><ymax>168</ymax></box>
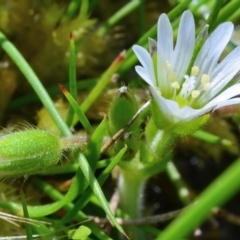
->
<box><xmin>107</xmin><ymin>86</ymin><xmax>140</xmax><ymax>160</ymax></box>
<box><xmin>0</xmin><ymin>129</ymin><xmax>62</xmax><ymax>177</ymax></box>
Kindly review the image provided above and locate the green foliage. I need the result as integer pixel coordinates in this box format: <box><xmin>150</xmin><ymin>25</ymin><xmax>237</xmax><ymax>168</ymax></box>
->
<box><xmin>1</xmin><ymin>1</ymin><xmax>240</xmax><ymax>240</ymax></box>
<box><xmin>68</xmin><ymin>225</ymin><xmax>91</xmax><ymax>240</ymax></box>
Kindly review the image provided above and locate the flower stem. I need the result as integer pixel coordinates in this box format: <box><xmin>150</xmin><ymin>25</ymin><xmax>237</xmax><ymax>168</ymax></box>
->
<box><xmin>118</xmin><ymin>168</ymin><xmax>147</xmax><ymax>239</ymax></box>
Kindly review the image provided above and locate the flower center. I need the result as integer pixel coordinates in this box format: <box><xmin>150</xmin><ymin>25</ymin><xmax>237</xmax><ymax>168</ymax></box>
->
<box><xmin>165</xmin><ymin>62</ymin><xmax>211</xmax><ymax>108</ymax></box>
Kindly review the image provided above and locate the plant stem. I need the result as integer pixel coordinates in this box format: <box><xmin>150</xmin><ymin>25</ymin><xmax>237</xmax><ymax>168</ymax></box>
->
<box><xmin>118</xmin><ymin>170</ymin><xmax>145</xmax><ymax>218</ymax></box>
<box><xmin>118</xmin><ymin>167</ymin><xmax>147</xmax><ymax>239</ymax></box>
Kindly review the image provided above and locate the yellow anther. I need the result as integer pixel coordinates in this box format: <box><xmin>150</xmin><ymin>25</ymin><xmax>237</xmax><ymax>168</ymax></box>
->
<box><xmin>168</xmin><ymin>71</ymin><xmax>177</xmax><ymax>82</ymax></box>
<box><xmin>191</xmin><ymin>66</ymin><xmax>200</xmax><ymax>76</ymax></box>
<box><xmin>165</xmin><ymin>61</ymin><xmax>172</xmax><ymax>72</ymax></box>
<box><xmin>202</xmin><ymin>82</ymin><xmax>210</xmax><ymax>91</ymax></box>
<box><xmin>191</xmin><ymin>90</ymin><xmax>200</xmax><ymax>99</ymax></box>
<box><xmin>171</xmin><ymin>81</ymin><xmax>180</xmax><ymax>89</ymax></box>
<box><xmin>201</xmin><ymin>74</ymin><xmax>210</xmax><ymax>84</ymax></box>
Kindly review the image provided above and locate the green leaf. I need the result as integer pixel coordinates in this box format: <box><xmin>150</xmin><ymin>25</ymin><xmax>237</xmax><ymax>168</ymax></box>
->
<box><xmin>85</xmin><ymin>118</ymin><xmax>106</xmax><ymax>170</ymax></box>
<box><xmin>157</xmin><ymin>158</ymin><xmax>240</xmax><ymax>240</ymax></box>
<box><xmin>0</xmin><ymin>31</ymin><xmax>72</xmax><ymax>137</ymax></box>
<box><xmin>60</xmin><ymin>145</ymin><xmax>128</xmax><ymax>224</ymax></box>
<box><xmin>76</xmin><ymin>152</ymin><xmax>128</xmax><ymax>238</ymax></box>
<box><xmin>20</xmin><ymin>189</ymin><xmax>33</xmax><ymax>240</ymax></box>
<box><xmin>80</xmin><ymin>51</ymin><xmax>125</xmax><ymax>113</ymax></box>
<box><xmin>28</xmin><ymin>170</ymin><xmax>85</xmax><ymax>217</ymax></box>
<box><xmin>68</xmin><ymin>225</ymin><xmax>91</xmax><ymax>240</ymax></box>
<box><xmin>59</xmin><ymin>84</ymin><xmax>93</xmax><ymax>135</ymax></box>
<box><xmin>66</xmin><ymin>33</ymin><xmax>78</xmax><ymax>127</ymax></box>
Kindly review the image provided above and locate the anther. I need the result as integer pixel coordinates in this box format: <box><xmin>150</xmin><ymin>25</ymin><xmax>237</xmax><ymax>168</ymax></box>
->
<box><xmin>202</xmin><ymin>82</ymin><xmax>210</xmax><ymax>91</ymax></box>
<box><xmin>201</xmin><ymin>74</ymin><xmax>210</xmax><ymax>84</ymax></box>
<box><xmin>191</xmin><ymin>90</ymin><xmax>200</xmax><ymax>98</ymax></box>
<box><xmin>171</xmin><ymin>81</ymin><xmax>180</xmax><ymax>89</ymax></box>
<box><xmin>191</xmin><ymin>66</ymin><xmax>199</xmax><ymax>76</ymax></box>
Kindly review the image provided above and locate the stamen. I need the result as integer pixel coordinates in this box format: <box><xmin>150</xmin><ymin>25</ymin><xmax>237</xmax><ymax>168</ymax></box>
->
<box><xmin>165</xmin><ymin>61</ymin><xmax>172</xmax><ymax>72</ymax></box>
<box><xmin>168</xmin><ymin>71</ymin><xmax>177</xmax><ymax>82</ymax></box>
<box><xmin>201</xmin><ymin>74</ymin><xmax>210</xmax><ymax>84</ymax></box>
<box><xmin>191</xmin><ymin>66</ymin><xmax>199</xmax><ymax>76</ymax></box>
<box><xmin>171</xmin><ymin>81</ymin><xmax>180</xmax><ymax>89</ymax></box>
<box><xmin>202</xmin><ymin>82</ymin><xmax>210</xmax><ymax>91</ymax></box>
<box><xmin>191</xmin><ymin>90</ymin><xmax>200</xmax><ymax>99</ymax></box>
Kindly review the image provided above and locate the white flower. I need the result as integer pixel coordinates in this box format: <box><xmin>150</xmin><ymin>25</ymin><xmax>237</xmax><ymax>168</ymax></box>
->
<box><xmin>133</xmin><ymin>10</ymin><xmax>240</xmax><ymax>124</ymax></box>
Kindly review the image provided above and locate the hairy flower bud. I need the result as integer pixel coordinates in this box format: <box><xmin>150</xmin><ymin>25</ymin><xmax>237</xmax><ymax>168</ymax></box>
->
<box><xmin>107</xmin><ymin>86</ymin><xmax>140</xmax><ymax>160</ymax></box>
<box><xmin>0</xmin><ymin>129</ymin><xmax>62</xmax><ymax>177</ymax></box>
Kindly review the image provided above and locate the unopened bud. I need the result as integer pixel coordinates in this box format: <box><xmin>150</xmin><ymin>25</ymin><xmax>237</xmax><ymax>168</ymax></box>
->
<box><xmin>107</xmin><ymin>86</ymin><xmax>140</xmax><ymax>160</ymax></box>
<box><xmin>0</xmin><ymin>129</ymin><xmax>62</xmax><ymax>177</ymax></box>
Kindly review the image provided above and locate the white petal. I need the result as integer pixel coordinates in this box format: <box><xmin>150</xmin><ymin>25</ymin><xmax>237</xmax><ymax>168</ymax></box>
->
<box><xmin>173</xmin><ymin>11</ymin><xmax>195</xmax><ymax>84</ymax></box>
<box><xmin>213</xmin><ymin>98</ymin><xmax>240</xmax><ymax>111</ymax></box>
<box><xmin>150</xmin><ymin>86</ymin><xmax>210</xmax><ymax>122</ymax></box>
<box><xmin>197</xmin><ymin>47</ymin><xmax>240</xmax><ymax>106</ymax></box>
<box><xmin>194</xmin><ymin>22</ymin><xmax>234</xmax><ymax>86</ymax></box>
<box><xmin>180</xmin><ymin>106</ymin><xmax>215</xmax><ymax>121</ymax></box>
<box><xmin>132</xmin><ymin>45</ymin><xmax>156</xmax><ymax>85</ymax></box>
<box><xmin>149</xmin><ymin>86</ymin><xmax>174</xmax><ymax>121</ymax></box>
<box><xmin>132</xmin><ymin>45</ymin><xmax>153</xmax><ymax>71</ymax></box>
<box><xmin>157</xmin><ymin>13</ymin><xmax>173</xmax><ymax>62</ymax></box>
<box><xmin>157</xmin><ymin>95</ymin><xmax>240</xmax><ymax>123</ymax></box>
<box><xmin>135</xmin><ymin>66</ymin><xmax>155</xmax><ymax>87</ymax></box>
<box><xmin>204</xmin><ymin>83</ymin><xmax>240</xmax><ymax>108</ymax></box>
<box><xmin>157</xmin><ymin>14</ymin><xmax>173</xmax><ymax>92</ymax></box>
<box><xmin>210</xmin><ymin>46</ymin><xmax>240</xmax><ymax>92</ymax></box>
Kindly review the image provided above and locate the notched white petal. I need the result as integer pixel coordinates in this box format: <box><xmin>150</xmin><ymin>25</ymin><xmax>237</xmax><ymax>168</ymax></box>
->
<box><xmin>150</xmin><ymin>86</ymin><xmax>174</xmax><ymax>121</ymax></box>
<box><xmin>150</xmin><ymin>86</ymin><xmax>208</xmax><ymax>122</ymax></box>
<box><xmin>213</xmin><ymin>98</ymin><xmax>240</xmax><ymax>111</ymax></box>
<box><xmin>194</xmin><ymin>22</ymin><xmax>234</xmax><ymax>75</ymax></box>
<box><xmin>211</xmin><ymin>46</ymin><xmax>240</xmax><ymax>90</ymax></box>
<box><xmin>153</xmin><ymin>96</ymin><xmax>212</xmax><ymax>122</ymax></box>
<box><xmin>135</xmin><ymin>66</ymin><xmax>155</xmax><ymax>87</ymax></box>
<box><xmin>133</xmin><ymin>45</ymin><xmax>156</xmax><ymax>85</ymax></box>
<box><xmin>132</xmin><ymin>45</ymin><xmax>152</xmax><ymax>69</ymax></box>
<box><xmin>173</xmin><ymin>10</ymin><xmax>195</xmax><ymax>83</ymax></box>
<box><xmin>204</xmin><ymin>83</ymin><xmax>240</xmax><ymax>108</ymax></box>
<box><xmin>157</xmin><ymin>13</ymin><xmax>173</xmax><ymax>62</ymax></box>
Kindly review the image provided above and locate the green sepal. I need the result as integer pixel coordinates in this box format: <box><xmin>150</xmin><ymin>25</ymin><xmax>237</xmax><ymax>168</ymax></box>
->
<box><xmin>152</xmin><ymin>49</ymin><xmax>158</xmax><ymax>80</ymax></box>
<box><xmin>151</xmin><ymin>99</ymin><xmax>174</xmax><ymax>130</ymax></box>
<box><xmin>140</xmin><ymin>118</ymin><xmax>176</xmax><ymax>166</ymax></box>
<box><xmin>170</xmin><ymin>114</ymin><xmax>210</xmax><ymax>136</ymax></box>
